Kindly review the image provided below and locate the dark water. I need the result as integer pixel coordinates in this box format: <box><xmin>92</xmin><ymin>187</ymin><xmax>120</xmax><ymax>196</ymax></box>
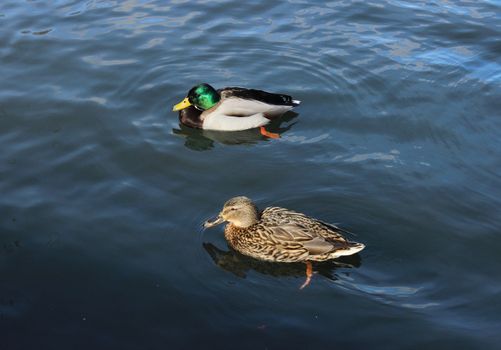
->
<box><xmin>1</xmin><ymin>1</ymin><xmax>501</xmax><ymax>349</ymax></box>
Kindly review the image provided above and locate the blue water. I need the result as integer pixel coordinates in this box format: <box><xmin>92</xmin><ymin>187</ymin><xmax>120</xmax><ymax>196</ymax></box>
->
<box><xmin>1</xmin><ymin>1</ymin><xmax>501</xmax><ymax>349</ymax></box>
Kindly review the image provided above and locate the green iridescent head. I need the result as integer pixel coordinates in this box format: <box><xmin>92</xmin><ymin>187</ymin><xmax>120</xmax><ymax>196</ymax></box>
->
<box><xmin>172</xmin><ymin>83</ymin><xmax>220</xmax><ymax>112</ymax></box>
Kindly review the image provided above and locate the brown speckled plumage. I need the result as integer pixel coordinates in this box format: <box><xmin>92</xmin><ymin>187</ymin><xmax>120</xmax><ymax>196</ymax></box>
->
<box><xmin>205</xmin><ymin>197</ymin><xmax>365</xmax><ymax>263</ymax></box>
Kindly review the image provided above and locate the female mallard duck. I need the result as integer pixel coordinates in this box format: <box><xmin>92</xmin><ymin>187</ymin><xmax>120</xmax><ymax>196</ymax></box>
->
<box><xmin>172</xmin><ymin>83</ymin><xmax>300</xmax><ymax>135</ymax></box>
<box><xmin>204</xmin><ymin>196</ymin><xmax>365</xmax><ymax>288</ymax></box>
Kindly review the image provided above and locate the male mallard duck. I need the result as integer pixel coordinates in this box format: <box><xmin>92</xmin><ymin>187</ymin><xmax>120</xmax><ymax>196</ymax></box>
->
<box><xmin>204</xmin><ymin>196</ymin><xmax>365</xmax><ymax>288</ymax></box>
<box><xmin>172</xmin><ymin>83</ymin><xmax>300</xmax><ymax>136</ymax></box>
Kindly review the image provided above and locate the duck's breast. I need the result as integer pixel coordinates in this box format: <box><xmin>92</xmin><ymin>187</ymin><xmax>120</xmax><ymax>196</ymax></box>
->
<box><xmin>202</xmin><ymin>111</ymin><xmax>270</xmax><ymax>131</ymax></box>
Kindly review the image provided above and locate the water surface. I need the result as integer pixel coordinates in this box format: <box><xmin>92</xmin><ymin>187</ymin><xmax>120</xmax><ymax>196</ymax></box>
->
<box><xmin>1</xmin><ymin>1</ymin><xmax>501</xmax><ymax>349</ymax></box>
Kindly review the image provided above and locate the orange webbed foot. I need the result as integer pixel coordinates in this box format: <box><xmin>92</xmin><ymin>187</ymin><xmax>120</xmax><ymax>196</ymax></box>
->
<box><xmin>260</xmin><ymin>127</ymin><xmax>280</xmax><ymax>139</ymax></box>
<box><xmin>299</xmin><ymin>261</ymin><xmax>313</xmax><ymax>290</ymax></box>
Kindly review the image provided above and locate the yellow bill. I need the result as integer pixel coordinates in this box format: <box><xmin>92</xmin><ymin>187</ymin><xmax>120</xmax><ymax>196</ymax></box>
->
<box><xmin>172</xmin><ymin>97</ymin><xmax>191</xmax><ymax>111</ymax></box>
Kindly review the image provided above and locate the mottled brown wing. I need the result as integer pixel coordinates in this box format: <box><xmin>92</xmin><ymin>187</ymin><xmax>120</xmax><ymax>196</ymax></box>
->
<box><xmin>262</xmin><ymin>207</ymin><xmax>347</xmax><ymax>240</ymax></box>
<box><xmin>261</xmin><ymin>207</ymin><xmax>347</xmax><ymax>255</ymax></box>
<box><xmin>264</xmin><ymin>224</ymin><xmax>339</xmax><ymax>255</ymax></box>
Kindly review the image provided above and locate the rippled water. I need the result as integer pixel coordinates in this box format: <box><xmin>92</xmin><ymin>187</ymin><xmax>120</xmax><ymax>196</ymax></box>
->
<box><xmin>1</xmin><ymin>1</ymin><xmax>501</xmax><ymax>348</ymax></box>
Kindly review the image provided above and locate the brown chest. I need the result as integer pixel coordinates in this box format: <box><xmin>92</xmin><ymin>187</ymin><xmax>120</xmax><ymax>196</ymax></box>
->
<box><xmin>224</xmin><ymin>224</ymin><xmax>255</xmax><ymax>250</ymax></box>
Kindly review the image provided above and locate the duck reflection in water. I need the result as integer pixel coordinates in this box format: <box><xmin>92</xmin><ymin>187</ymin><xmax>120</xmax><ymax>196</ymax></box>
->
<box><xmin>203</xmin><ymin>242</ymin><xmax>362</xmax><ymax>286</ymax></box>
<box><xmin>172</xmin><ymin>106</ymin><xmax>298</xmax><ymax>151</ymax></box>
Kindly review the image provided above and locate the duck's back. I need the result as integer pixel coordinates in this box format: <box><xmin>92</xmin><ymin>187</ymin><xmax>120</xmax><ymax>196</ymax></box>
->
<box><xmin>260</xmin><ymin>206</ymin><xmax>348</xmax><ymax>242</ymax></box>
<box><xmin>223</xmin><ymin>206</ymin><xmax>364</xmax><ymax>263</ymax></box>
<box><xmin>219</xmin><ymin>87</ymin><xmax>299</xmax><ymax>107</ymax></box>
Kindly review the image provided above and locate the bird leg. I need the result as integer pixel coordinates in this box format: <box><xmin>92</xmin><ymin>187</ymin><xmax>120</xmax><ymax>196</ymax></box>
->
<box><xmin>300</xmin><ymin>261</ymin><xmax>313</xmax><ymax>290</ymax></box>
<box><xmin>260</xmin><ymin>127</ymin><xmax>280</xmax><ymax>139</ymax></box>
